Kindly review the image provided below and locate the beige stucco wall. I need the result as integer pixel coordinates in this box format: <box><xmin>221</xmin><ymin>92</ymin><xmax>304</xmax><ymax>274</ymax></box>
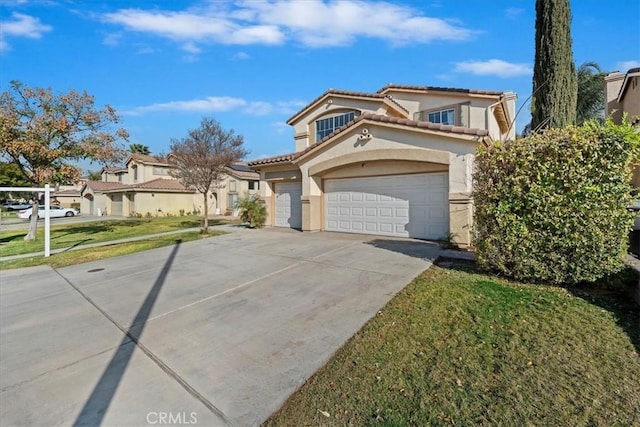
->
<box><xmin>212</xmin><ymin>175</ymin><xmax>260</xmax><ymax>214</ymax></box>
<box><xmin>128</xmin><ymin>192</ymin><xmax>199</xmax><ymax>217</ymax></box>
<box><xmin>605</xmin><ymin>72</ymin><xmax>624</xmax><ymax>124</ymax></box>
<box><xmin>55</xmin><ymin>195</ymin><xmax>81</xmax><ymax>208</ymax></box>
<box><xmin>80</xmin><ymin>192</ymin><xmax>109</xmax><ymax>215</ymax></box>
<box><xmin>621</xmin><ymin>76</ymin><xmax>640</xmax><ymax>121</ymax></box>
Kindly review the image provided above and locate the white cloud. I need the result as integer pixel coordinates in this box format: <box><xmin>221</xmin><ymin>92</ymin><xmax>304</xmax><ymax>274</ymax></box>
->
<box><xmin>121</xmin><ymin>96</ymin><xmax>307</xmax><ymax>117</ymax></box>
<box><xmin>122</xmin><ymin>96</ymin><xmax>248</xmax><ymax>116</ymax></box>
<box><xmin>617</xmin><ymin>60</ymin><xmax>640</xmax><ymax>72</ymax></box>
<box><xmin>230</xmin><ymin>51</ymin><xmax>250</xmax><ymax>60</ymax></box>
<box><xmin>505</xmin><ymin>7</ymin><xmax>523</xmax><ymax>20</ymax></box>
<box><xmin>181</xmin><ymin>41</ymin><xmax>202</xmax><ymax>54</ymax></box>
<box><xmin>103</xmin><ymin>33</ymin><xmax>121</xmax><ymax>46</ymax></box>
<box><xmin>0</xmin><ymin>12</ymin><xmax>52</xmax><ymax>51</ymax></box>
<box><xmin>102</xmin><ymin>1</ymin><xmax>476</xmax><ymax>50</ymax></box>
<box><xmin>454</xmin><ymin>59</ymin><xmax>532</xmax><ymax>78</ymax></box>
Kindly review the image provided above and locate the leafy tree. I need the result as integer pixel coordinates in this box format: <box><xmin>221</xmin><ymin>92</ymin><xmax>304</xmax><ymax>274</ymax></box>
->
<box><xmin>576</xmin><ymin>61</ymin><xmax>605</xmax><ymax>124</ymax></box>
<box><xmin>168</xmin><ymin>117</ymin><xmax>247</xmax><ymax>233</ymax></box>
<box><xmin>0</xmin><ymin>161</ymin><xmax>31</xmax><ymax>187</ymax></box>
<box><xmin>0</xmin><ymin>162</ymin><xmax>32</xmax><ymax>201</ymax></box>
<box><xmin>129</xmin><ymin>143</ymin><xmax>150</xmax><ymax>155</ymax></box>
<box><xmin>88</xmin><ymin>170</ymin><xmax>102</xmax><ymax>181</ymax></box>
<box><xmin>0</xmin><ymin>80</ymin><xmax>128</xmax><ymax>240</ymax></box>
<box><xmin>531</xmin><ymin>0</ymin><xmax>577</xmax><ymax>131</ymax></box>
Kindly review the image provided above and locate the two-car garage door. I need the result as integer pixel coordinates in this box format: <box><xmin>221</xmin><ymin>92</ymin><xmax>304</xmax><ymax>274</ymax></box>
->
<box><xmin>325</xmin><ymin>173</ymin><xmax>448</xmax><ymax>240</ymax></box>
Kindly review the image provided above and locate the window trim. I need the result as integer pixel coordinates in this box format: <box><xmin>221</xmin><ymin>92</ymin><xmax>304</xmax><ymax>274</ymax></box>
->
<box><xmin>314</xmin><ymin>111</ymin><xmax>356</xmax><ymax>142</ymax></box>
<box><xmin>414</xmin><ymin>102</ymin><xmax>467</xmax><ymax>127</ymax></box>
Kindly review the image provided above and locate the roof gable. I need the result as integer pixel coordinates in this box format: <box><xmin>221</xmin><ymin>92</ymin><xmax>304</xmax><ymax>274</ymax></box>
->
<box><xmin>286</xmin><ymin>89</ymin><xmax>408</xmax><ymax>125</ymax></box>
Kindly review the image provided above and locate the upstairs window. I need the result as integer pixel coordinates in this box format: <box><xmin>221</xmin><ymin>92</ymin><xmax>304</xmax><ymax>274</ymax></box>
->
<box><xmin>132</xmin><ymin>165</ymin><xmax>138</xmax><ymax>182</ymax></box>
<box><xmin>248</xmin><ymin>180</ymin><xmax>259</xmax><ymax>190</ymax></box>
<box><xmin>315</xmin><ymin>111</ymin><xmax>355</xmax><ymax>141</ymax></box>
<box><xmin>427</xmin><ymin>109</ymin><xmax>455</xmax><ymax>125</ymax></box>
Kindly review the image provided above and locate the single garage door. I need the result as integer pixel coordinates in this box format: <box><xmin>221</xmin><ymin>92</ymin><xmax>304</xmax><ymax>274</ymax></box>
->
<box><xmin>325</xmin><ymin>173</ymin><xmax>448</xmax><ymax>239</ymax></box>
<box><xmin>275</xmin><ymin>182</ymin><xmax>302</xmax><ymax>229</ymax></box>
<box><xmin>111</xmin><ymin>194</ymin><xmax>123</xmax><ymax>216</ymax></box>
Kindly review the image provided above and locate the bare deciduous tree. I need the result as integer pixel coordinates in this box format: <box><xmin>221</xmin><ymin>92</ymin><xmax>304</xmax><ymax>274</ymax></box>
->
<box><xmin>168</xmin><ymin>117</ymin><xmax>247</xmax><ymax>233</ymax></box>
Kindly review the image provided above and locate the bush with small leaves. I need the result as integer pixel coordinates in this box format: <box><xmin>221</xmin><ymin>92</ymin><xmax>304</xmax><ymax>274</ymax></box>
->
<box><xmin>235</xmin><ymin>194</ymin><xmax>267</xmax><ymax>228</ymax></box>
<box><xmin>474</xmin><ymin>120</ymin><xmax>640</xmax><ymax>285</ymax></box>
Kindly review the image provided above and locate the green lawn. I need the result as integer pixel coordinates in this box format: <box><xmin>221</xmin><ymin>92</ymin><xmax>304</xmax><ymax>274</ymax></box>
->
<box><xmin>0</xmin><ymin>216</ymin><xmax>232</xmax><ymax>257</ymax></box>
<box><xmin>0</xmin><ymin>232</ymin><xmax>219</xmax><ymax>269</ymax></box>
<box><xmin>0</xmin><ymin>216</ymin><xmax>235</xmax><ymax>269</ymax></box>
<box><xmin>266</xmin><ymin>260</ymin><xmax>640</xmax><ymax>426</ymax></box>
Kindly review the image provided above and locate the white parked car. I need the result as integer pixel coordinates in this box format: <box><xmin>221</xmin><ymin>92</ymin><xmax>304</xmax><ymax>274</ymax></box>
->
<box><xmin>18</xmin><ymin>205</ymin><xmax>80</xmax><ymax>220</ymax></box>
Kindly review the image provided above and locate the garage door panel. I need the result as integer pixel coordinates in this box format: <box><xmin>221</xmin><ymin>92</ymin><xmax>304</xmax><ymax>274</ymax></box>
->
<box><xmin>275</xmin><ymin>182</ymin><xmax>302</xmax><ymax>229</ymax></box>
<box><xmin>324</xmin><ymin>173</ymin><xmax>448</xmax><ymax>240</ymax></box>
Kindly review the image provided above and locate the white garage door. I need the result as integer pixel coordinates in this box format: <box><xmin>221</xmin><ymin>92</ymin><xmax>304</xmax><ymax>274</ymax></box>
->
<box><xmin>325</xmin><ymin>173</ymin><xmax>448</xmax><ymax>239</ymax></box>
<box><xmin>275</xmin><ymin>182</ymin><xmax>302</xmax><ymax>229</ymax></box>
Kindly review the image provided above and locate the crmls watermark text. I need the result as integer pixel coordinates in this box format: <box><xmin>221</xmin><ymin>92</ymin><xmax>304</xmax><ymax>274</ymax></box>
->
<box><xmin>146</xmin><ymin>412</ymin><xmax>197</xmax><ymax>425</ymax></box>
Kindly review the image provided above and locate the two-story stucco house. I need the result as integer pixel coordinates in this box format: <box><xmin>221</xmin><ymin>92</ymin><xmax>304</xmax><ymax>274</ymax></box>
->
<box><xmin>249</xmin><ymin>84</ymin><xmax>517</xmax><ymax>246</ymax></box>
<box><xmin>80</xmin><ymin>154</ymin><xmax>259</xmax><ymax>217</ymax></box>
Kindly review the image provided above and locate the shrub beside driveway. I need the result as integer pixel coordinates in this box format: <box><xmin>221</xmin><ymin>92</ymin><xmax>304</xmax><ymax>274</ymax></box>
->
<box><xmin>266</xmin><ymin>260</ymin><xmax>640</xmax><ymax>426</ymax></box>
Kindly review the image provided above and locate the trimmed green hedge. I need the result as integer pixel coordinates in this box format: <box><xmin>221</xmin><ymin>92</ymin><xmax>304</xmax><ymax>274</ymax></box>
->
<box><xmin>474</xmin><ymin>121</ymin><xmax>640</xmax><ymax>285</ymax></box>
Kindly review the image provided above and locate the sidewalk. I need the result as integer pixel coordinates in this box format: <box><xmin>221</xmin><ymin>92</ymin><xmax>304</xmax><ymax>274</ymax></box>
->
<box><xmin>0</xmin><ymin>224</ymin><xmax>241</xmax><ymax>262</ymax></box>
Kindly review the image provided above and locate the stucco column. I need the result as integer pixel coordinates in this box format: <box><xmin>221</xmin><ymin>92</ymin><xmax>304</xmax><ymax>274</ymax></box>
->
<box><xmin>448</xmin><ymin>153</ymin><xmax>474</xmax><ymax>246</ymax></box>
<box><xmin>301</xmin><ymin>170</ymin><xmax>322</xmax><ymax>232</ymax></box>
<box><xmin>261</xmin><ymin>180</ymin><xmax>274</xmax><ymax>226</ymax></box>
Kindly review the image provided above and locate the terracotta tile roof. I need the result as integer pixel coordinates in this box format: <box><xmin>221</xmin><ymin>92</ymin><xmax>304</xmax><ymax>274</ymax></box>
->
<box><xmin>377</xmin><ymin>84</ymin><xmax>504</xmax><ymax>96</ymax></box>
<box><xmin>248</xmin><ymin>153</ymin><xmax>298</xmax><ymax>166</ymax></box>
<box><xmin>249</xmin><ymin>113</ymin><xmax>488</xmax><ymax>167</ymax></box>
<box><xmin>85</xmin><ymin>181</ymin><xmax>127</xmax><ymax>191</ymax></box>
<box><xmin>102</xmin><ymin>165</ymin><xmax>127</xmax><ymax>173</ymax></box>
<box><xmin>130</xmin><ymin>178</ymin><xmax>190</xmax><ymax>191</ymax></box>
<box><xmin>225</xmin><ymin>165</ymin><xmax>260</xmax><ymax>180</ymax></box>
<box><xmin>286</xmin><ymin>89</ymin><xmax>408</xmax><ymax>124</ymax></box>
<box><xmin>127</xmin><ymin>154</ymin><xmax>169</xmax><ymax>165</ymax></box>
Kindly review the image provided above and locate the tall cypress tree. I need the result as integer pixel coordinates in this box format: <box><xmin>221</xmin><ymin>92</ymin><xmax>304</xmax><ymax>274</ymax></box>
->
<box><xmin>531</xmin><ymin>0</ymin><xmax>577</xmax><ymax>130</ymax></box>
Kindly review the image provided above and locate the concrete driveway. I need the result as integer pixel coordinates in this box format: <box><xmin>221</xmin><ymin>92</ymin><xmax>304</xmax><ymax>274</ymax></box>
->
<box><xmin>0</xmin><ymin>227</ymin><xmax>441</xmax><ymax>426</ymax></box>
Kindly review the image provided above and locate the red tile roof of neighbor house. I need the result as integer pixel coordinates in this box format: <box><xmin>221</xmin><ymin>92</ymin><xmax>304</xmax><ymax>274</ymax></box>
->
<box><xmin>128</xmin><ymin>154</ymin><xmax>170</xmax><ymax>165</ymax></box>
<box><xmin>131</xmin><ymin>178</ymin><xmax>190</xmax><ymax>191</ymax></box>
<box><xmin>225</xmin><ymin>166</ymin><xmax>260</xmax><ymax>180</ymax></box>
<box><xmin>85</xmin><ymin>181</ymin><xmax>128</xmax><ymax>191</ymax></box>
<box><xmin>248</xmin><ymin>113</ymin><xmax>489</xmax><ymax>166</ymax></box>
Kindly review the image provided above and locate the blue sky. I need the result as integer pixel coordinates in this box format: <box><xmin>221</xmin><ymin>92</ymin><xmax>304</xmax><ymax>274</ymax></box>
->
<box><xmin>1</xmin><ymin>0</ymin><xmax>639</xmax><ymax>171</ymax></box>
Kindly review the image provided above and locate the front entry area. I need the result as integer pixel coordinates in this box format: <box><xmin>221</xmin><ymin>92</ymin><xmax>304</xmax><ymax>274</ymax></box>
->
<box><xmin>324</xmin><ymin>172</ymin><xmax>449</xmax><ymax>240</ymax></box>
<box><xmin>274</xmin><ymin>182</ymin><xmax>302</xmax><ymax>229</ymax></box>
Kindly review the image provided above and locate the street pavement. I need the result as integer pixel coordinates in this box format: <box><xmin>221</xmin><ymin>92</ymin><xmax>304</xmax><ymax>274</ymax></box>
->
<box><xmin>0</xmin><ymin>227</ymin><xmax>442</xmax><ymax>426</ymax></box>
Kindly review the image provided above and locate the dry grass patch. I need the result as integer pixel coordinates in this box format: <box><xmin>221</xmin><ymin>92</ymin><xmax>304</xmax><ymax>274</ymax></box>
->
<box><xmin>266</xmin><ymin>261</ymin><xmax>640</xmax><ymax>426</ymax></box>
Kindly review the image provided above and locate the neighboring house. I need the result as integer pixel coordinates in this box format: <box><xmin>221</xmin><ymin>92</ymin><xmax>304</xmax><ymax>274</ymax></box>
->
<box><xmin>248</xmin><ymin>84</ymin><xmax>517</xmax><ymax>246</ymax></box>
<box><xmin>605</xmin><ymin>67</ymin><xmax>640</xmax><ymax>126</ymax></box>
<box><xmin>52</xmin><ymin>189</ymin><xmax>82</xmax><ymax>208</ymax></box>
<box><xmin>80</xmin><ymin>154</ymin><xmax>259</xmax><ymax>217</ymax></box>
<box><xmin>605</xmin><ymin>68</ymin><xmax>640</xmax><ymax>187</ymax></box>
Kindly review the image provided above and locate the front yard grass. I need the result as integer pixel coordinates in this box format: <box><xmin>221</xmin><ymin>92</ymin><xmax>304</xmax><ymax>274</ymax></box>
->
<box><xmin>266</xmin><ymin>260</ymin><xmax>640</xmax><ymax>426</ymax></box>
<box><xmin>0</xmin><ymin>215</ymin><xmax>232</xmax><ymax>257</ymax></box>
<box><xmin>0</xmin><ymin>232</ymin><xmax>218</xmax><ymax>269</ymax></box>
